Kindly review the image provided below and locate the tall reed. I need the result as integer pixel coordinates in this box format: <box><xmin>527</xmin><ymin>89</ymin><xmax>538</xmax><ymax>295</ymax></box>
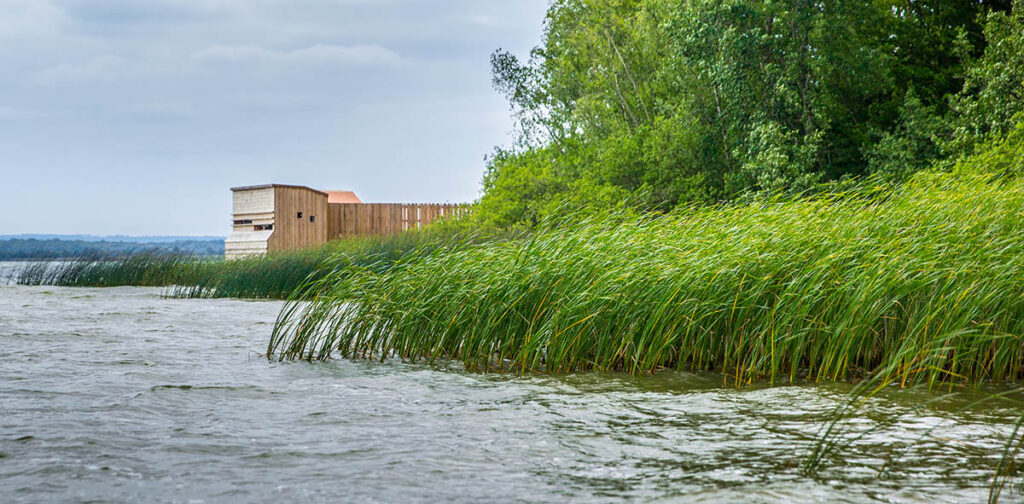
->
<box><xmin>15</xmin><ymin>225</ymin><xmax>506</xmax><ymax>299</ymax></box>
<box><xmin>269</xmin><ymin>168</ymin><xmax>1024</xmax><ymax>387</ymax></box>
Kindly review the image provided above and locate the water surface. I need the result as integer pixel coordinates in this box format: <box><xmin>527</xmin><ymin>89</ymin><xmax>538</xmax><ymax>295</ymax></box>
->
<box><xmin>1</xmin><ymin>276</ymin><xmax>1021</xmax><ymax>503</ymax></box>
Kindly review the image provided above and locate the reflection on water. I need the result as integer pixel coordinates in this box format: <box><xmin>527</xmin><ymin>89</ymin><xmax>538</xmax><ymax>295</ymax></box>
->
<box><xmin>0</xmin><ymin>278</ymin><xmax>1021</xmax><ymax>503</ymax></box>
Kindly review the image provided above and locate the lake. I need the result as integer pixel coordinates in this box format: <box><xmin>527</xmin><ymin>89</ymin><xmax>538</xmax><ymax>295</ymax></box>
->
<box><xmin>1</xmin><ymin>264</ymin><xmax>1021</xmax><ymax>503</ymax></box>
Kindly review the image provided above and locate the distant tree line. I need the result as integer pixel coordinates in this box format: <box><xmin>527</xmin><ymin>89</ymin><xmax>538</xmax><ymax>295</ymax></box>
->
<box><xmin>478</xmin><ymin>0</ymin><xmax>1024</xmax><ymax>227</ymax></box>
<box><xmin>0</xmin><ymin>238</ymin><xmax>224</xmax><ymax>260</ymax></box>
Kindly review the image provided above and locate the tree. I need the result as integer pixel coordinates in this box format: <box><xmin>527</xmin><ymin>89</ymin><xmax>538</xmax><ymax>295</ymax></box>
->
<box><xmin>949</xmin><ymin>0</ymin><xmax>1024</xmax><ymax>154</ymax></box>
<box><xmin>867</xmin><ymin>88</ymin><xmax>946</xmax><ymax>179</ymax></box>
<box><xmin>478</xmin><ymin>0</ymin><xmax>1021</xmax><ymax>227</ymax></box>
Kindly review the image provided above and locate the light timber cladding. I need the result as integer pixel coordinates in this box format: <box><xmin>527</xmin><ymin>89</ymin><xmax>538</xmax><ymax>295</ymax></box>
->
<box><xmin>232</xmin><ymin>187</ymin><xmax>274</xmax><ymax>215</ymax></box>
<box><xmin>327</xmin><ymin>203</ymin><xmax>470</xmax><ymax>239</ymax></box>
<box><xmin>224</xmin><ymin>183</ymin><xmax>469</xmax><ymax>259</ymax></box>
<box><xmin>225</xmin><ymin>186</ymin><xmax>277</xmax><ymax>259</ymax></box>
<box><xmin>225</xmin><ymin>184</ymin><xmax>328</xmax><ymax>259</ymax></box>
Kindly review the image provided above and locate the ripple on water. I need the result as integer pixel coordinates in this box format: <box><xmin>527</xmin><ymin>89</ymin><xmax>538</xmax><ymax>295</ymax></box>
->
<box><xmin>0</xmin><ymin>281</ymin><xmax>1021</xmax><ymax>504</ymax></box>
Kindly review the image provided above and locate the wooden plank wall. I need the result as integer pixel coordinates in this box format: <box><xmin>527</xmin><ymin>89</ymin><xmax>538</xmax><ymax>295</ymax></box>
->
<box><xmin>269</xmin><ymin>187</ymin><xmax>328</xmax><ymax>252</ymax></box>
<box><xmin>327</xmin><ymin>203</ymin><xmax>470</xmax><ymax>239</ymax></box>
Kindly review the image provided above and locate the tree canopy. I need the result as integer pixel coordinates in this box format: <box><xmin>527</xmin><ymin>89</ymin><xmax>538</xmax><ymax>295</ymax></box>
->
<box><xmin>478</xmin><ymin>0</ymin><xmax>1021</xmax><ymax>227</ymax></box>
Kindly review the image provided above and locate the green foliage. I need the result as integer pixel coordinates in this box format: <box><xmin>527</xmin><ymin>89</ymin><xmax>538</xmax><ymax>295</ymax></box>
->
<box><xmin>477</xmin><ymin>146</ymin><xmax>568</xmax><ymax>228</ymax></box>
<box><xmin>477</xmin><ymin>0</ymin><xmax>1018</xmax><ymax>227</ymax></box>
<box><xmin>949</xmin><ymin>0</ymin><xmax>1024</xmax><ymax>154</ymax></box>
<box><xmin>270</xmin><ymin>154</ymin><xmax>1024</xmax><ymax>386</ymax></box>
<box><xmin>867</xmin><ymin>89</ymin><xmax>947</xmax><ymax>179</ymax></box>
<box><xmin>673</xmin><ymin>0</ymin><xmax>892</xmax><ymax>189</ymax></box>
<box><xmin>952</xmin><ymin>117</ymin><xmax>1024</xmax><ymax>178</ymax></box>
<box><xmin>880</xmin><ymin>0</ymin><xmax>1013</xmax><ymax>111</ymax></box>
<box><xmin>484</xmin><ymin>0</ymin><xmax>705</xmax><ymax>223</ymax></box>
<box><xmin>733</xmin><ymin>121</ymin><xmax>822</xmax><ymax>194</ymax></box>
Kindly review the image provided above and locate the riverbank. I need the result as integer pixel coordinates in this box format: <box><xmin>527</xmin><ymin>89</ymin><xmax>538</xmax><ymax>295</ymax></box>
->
<box><xmin>15</xmin><ymin>129</ymin><xmax>1024</xmax><ymax>390</ymax></box>
<box><xmin>270</xmin><ymin>164</ymin><xmax>1024</xmax><ymax>389</ymax></box>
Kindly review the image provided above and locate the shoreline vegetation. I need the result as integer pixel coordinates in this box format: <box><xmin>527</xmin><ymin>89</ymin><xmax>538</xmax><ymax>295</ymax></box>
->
<box><xmin>11</xmin><ymin>225</ymin><xmax>516</xmax><ymax>299</ymax></box>
<box><xmin>9</xmin><ymin>1</ymin><xmax>1024</xmax><ymax>499</ymax></box>
<box><xmin>12</xmin><ymin>162</ymin><xmax>1024</xmax><ymax>499</ymax></box>
<box><xmin>13</xmin><ymin>124</ymin><xmax>1024</xmax><ymax>388</ymax></box>
<box><xmin>268</xmin><ymin>163</ymin><xmax>1024</xmax><ymax>386</ymax></box>
<box><xmin>11</xmin><ymin>0</ymin><xmax>1022</xmax><ymax>389</ymax></box>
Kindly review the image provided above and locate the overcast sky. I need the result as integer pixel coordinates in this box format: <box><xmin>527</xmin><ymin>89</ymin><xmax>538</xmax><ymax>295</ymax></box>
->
<box><xmin>0</xmin><ymin>0</ymin><xmax>548</xmax><ymax>236</ymax></box>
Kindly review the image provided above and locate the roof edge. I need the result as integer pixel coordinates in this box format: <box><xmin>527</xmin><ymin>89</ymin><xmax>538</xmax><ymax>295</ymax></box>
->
<box><xmin>231</xmin><ymin>184</ymin><xmax>328</xmax><ymax>196</ymax></box>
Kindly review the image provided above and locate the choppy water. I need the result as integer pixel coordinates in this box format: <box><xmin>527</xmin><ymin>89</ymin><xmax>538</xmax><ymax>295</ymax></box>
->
<box><xmin>1</xmin><ymin>268</ymin><xmax>1023</xmax><ymax>502</ymax></box>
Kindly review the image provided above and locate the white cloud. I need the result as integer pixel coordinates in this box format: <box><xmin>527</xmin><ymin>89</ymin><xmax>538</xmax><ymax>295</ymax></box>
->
<box><xmin>191</xmin><ymin>43</ymin><xmax>402</xmax><ymax>68</ymax></box>
<box><xmin>124</xmin><ymin>101</ymin><xmax>195</xmax><ymax>119</ymax></box>
<box><xmin>34</xmin><ymin>54</ymin><xmax>128</xmax><ymax>85</ymax></box>
<box><xmin>0</xmin><ymin>106</ymin><xmax>41</xmax><ymax>119</ymax></box>
<box><xmin>0</xmin><ymin>0</ymin><xmax>68</xmax><ymax>39</ymax></box>
<box><xmin>468</xmin><ymin>14</ymin><xmax>500</xmax><ymax>28</ymax></box>
<box><xmin>0</xmin><ymin>0</ymin><xmax>550</xmax><ymax>234</ymax></box>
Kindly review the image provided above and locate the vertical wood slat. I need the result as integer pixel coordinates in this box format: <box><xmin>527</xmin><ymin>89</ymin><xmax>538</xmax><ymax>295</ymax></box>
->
<box><xmin>267</xmin><ymin>186</ymin><xmax>329</xmax><ymax>253</ymax></box>
<box><xmin>325</xmin><ymin>202</ymin><xmax>469</xmax><ymax>240</ymax></box>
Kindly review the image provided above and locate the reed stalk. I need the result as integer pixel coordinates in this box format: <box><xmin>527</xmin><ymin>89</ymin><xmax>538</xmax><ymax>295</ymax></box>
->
<box><xmin>269</xmin><ymin>168</ymin><xmax>1024</xmax><ymax>389</ymax></box>
<box><xmin>14</xmin><ymin>225</ymin><xmax>505</xmax><ymax>299</ymax></box>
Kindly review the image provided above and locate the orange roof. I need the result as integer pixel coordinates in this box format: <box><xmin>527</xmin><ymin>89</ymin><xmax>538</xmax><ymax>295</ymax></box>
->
<box><xmin>326</xmin><ymin>190</ymin><xmax>362</xmax><ymax>204</ymax></box>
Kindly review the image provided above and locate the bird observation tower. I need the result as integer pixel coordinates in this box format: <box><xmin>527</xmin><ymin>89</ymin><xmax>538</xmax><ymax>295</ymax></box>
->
<box><xmin>224</xmin><ymin>184</ymin><xmax>329</xmax><ymax>260</ymax></box>
<box><xmin>224</xmin><ymin>184</ymin><xmax>468</xmax><ymax>259</ymax></box>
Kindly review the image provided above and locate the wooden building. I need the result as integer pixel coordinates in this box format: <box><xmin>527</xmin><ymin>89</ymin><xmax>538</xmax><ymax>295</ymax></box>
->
<box><xmin>225</xmin><ymin>184</ymin><xmax>328</xmax><ymax>260</ymax></box>
<box><xmin>225</xmin><ymin>183</ymin><xmax>468</xmax><ymax>259</ymax></box>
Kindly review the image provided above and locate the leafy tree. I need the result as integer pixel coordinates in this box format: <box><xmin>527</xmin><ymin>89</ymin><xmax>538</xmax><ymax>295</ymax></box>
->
<box><xmin>949</xmin><ymin>0</ymin><xmax>1024</xmax><ymax>154</ymax></box>
<box><xmin>880</xmin><ymin>0</ymin><xmax>1012</xmax><ymax>112</ymax></box>
<box><xmin>478</xmin><ymin>0</ymin><xmax>1021</xmax><ymax>227</ymax></box>
<box><xmin>866</xmin><ymin>88</ymin><xmax>947</xmax><ymax>179</ymax></box>
<box><xmin>952</xmin><ymin>116</ymin><xmax>1024</xmax><ymax>178</ymax></box>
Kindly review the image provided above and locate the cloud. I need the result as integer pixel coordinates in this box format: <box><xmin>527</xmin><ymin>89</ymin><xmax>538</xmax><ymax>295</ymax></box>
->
<box><xmin>0</xmin><ymin>0</ymin><xmax>68</xmax><ymax>39</ymax></box>
<box><xmin>191</xmin><ymin>43</ymin><xmax>402</xmax><ymax>68</ymax></box>
<box><xmin>124</xmin><ymin>101</ymin><xmax>195</xmax><ymax>119</ymax></box>
<box><xmin>53</xmin><ymin>0</ymin><xmax>262</xmax><ymax>26</ymax></box>
<box><xmin>468</xmin><ymin>14</ymin><xmax>501</xmax><ymax>28</ymax></box>
<box><xmin>0</xmin><ymin>0</ymin><xmax>551</xmax><ymax>234</ymax></box>
<box><xmin>34</xmin><ymin>54</ymin><xmax>128</xmax><ymax>85</ymax></box>
<box><xmin>0</xmin><ymin>106</ymin><xmax>41</xmax><ymax>119</ymax></box>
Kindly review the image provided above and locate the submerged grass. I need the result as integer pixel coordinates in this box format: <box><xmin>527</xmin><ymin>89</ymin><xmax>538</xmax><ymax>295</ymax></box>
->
<box><xmin>15</xmin><ymin>225</ymin><xmax>507</xmax><ymax>299</ymax></box>
<box><xmin>269</xmin><ymin>167</ymin><xmax>1024</xmax><ymax>387</ymax></box>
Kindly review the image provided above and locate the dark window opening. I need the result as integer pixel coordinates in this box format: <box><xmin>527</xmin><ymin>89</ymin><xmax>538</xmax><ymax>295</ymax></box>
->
<box><xmin>297</xmin><ymin>212</ymin><xmax>303</xmax><ymax>218</ymax></box>
<box><xmin>309</xmin><ymin>215</ymin><xmax>315</xmax><ymax>223</ymax></box>
<box><xmin>234</xmin><ymin>219</ymin><xmax>252</xmax><ymax>225</ymax></box>
<box><xmin>254</xmin><ymin>224</ymin><xmax>274</xmax><ymax>231</ymax></box>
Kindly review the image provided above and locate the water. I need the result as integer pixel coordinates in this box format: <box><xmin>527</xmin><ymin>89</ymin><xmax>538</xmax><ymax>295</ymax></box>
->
<box><xmin>1</xmin><ymin>274</ymin><xmax>1022</xmax><ymax>502</ymax></box>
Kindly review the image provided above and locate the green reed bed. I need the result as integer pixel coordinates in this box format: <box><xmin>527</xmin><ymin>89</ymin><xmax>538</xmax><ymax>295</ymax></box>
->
<box><xmin>169</xmin><ymin>249</ymin><xmax>330</xmax><ymax>299</ymax></box>
<box><xmin>15</xmin><ymin>225</ymin><xmax>505</xmax><ymax>299</ymax></box>
<box><xmin>173</xmin><ymin>226</ymin><xmax>507</xmax><ymax>299</ymax></box>
<box><xmin>269</xmin><ymin>168</ymin><xmax>1024</xmax><ymax>387</ymax></box>
<box><xmin>15</xmin><ymin>253</ymin><xmax>201</xmax><ymax>288</ymax></box>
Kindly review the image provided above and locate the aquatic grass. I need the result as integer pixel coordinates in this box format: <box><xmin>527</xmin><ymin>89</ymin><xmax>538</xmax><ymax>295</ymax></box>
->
<box><xmin>269</xmin><ymin>168</ymin><xmax>1024</xmax><ymax>389</ymax></box>
<box><xmin>14</xmin><ymin>253</ymin><xmax>200</xmax><ymax>288</ymax></box>
<box><xmin>991</xmin><ymin>413</ymin><xmax>1024</xmax><ymax>504</ymax></box>
<box><xmin>15</xmin><ymin>225</ymin><xmax>509</xmax><ymax>300</ymax></box>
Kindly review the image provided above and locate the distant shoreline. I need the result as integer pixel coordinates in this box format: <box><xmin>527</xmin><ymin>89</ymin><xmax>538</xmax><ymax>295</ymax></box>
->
<box><xmin>0</xmin><ymin>234</ymin><xmax>225</xmax><ymax>243</ymax></box>
<box><xmin>0</xmin><ymin>236</ymin><xmax>225</xmax><ymax>260</ymax></box>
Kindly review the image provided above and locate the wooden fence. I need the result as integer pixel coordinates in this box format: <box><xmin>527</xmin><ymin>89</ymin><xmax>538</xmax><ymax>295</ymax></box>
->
<box><xmin>327</xmin><ymin>203</ymin><xmax>470</xmax><ymax>239</ymax></box>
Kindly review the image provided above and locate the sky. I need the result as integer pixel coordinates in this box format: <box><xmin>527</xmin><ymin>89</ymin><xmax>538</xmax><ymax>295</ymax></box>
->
<box><xmin>0</xmin><ymin>0</ymin><xmax>549</xmax><ymax>236</ymax></box>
